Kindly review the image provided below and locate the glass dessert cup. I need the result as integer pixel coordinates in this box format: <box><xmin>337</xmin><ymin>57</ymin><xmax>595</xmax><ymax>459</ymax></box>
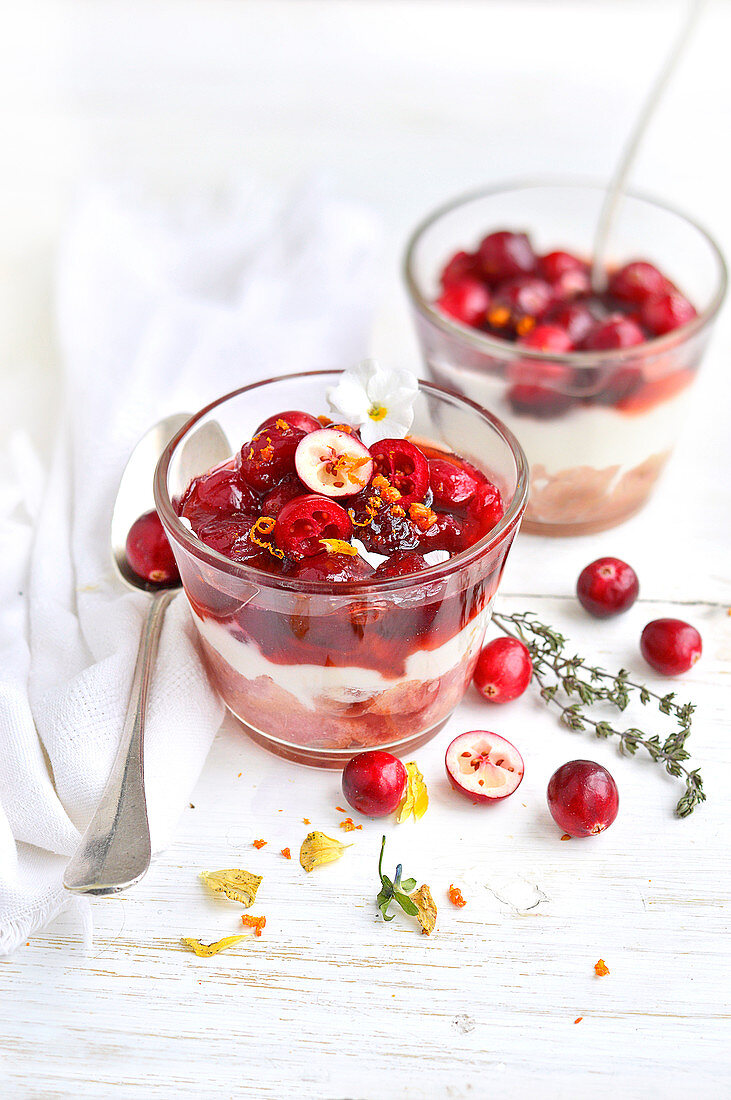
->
<box><xmin>404</xmin><ymin>181</ymin><xmax>726</xmax><ymax>536</ymax></box>
<box><xmin>154</xmin><ymin>371</ymin><xmax>528</xmax><ymax>767</ymax></box>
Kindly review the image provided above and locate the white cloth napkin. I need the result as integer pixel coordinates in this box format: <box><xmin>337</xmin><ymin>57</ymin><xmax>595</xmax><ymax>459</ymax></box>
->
<box><xmin>0</xmin><ymin>176</ymin><xmax>380</xmax><ymax>955</ymax></box>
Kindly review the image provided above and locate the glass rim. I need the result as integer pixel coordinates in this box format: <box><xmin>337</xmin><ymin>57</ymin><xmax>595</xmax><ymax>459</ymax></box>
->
<box><xmin>153</xmin><ymin>368</ymin><xmax>530</xmax><ymax>595</ymax></box>
<box><xmin>402</xmin><ymin>177</ymin><xmax>728</xmax><ymax>369</ymax></box>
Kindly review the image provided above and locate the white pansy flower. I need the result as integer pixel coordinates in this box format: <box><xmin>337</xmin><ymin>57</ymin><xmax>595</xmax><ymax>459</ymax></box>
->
<box><xmin>326</xmin><ymin>359</ymin><xmax>419</xmax><ymax>446</ymax></box>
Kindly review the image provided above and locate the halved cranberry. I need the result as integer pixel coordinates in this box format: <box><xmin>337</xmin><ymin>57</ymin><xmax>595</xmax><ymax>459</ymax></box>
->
<box><xmin>375</xmin><ymin>551</ymin><xmax>429</xmax><ymax>578</ymax></box>
<box><xmin>516</xmin><ymin>324</ymin><xmax>573</xmax><ymax>353</ymax></box>
<box><xmin>295</xmin><ymin>428</ymin><xmax>374</xmax><ymax>497</ymax></box>
<box><xmin>290</xmin><ymin>551</ymin><xmax>374</xmax><ymax>583</ymax></box>
<box><xmin>608</xmin><ymin>261</ymin><xmax>672</xmax><ymax>305</ymax></box>
<box><xmin>255</xmin><ymin>409</ymin><xmax>322</xmax><ymax>435</ymax></box>
<box><xmin>238</xmin><ymin>424</ymin><xmax>305</xmax><ymax>493</ymax></box>
<box><xmin>261</xmin><ymin>474</ymin><xmax>304</xmax><ymax>515</ymax></box>
<box><xmin>440</xmin><ymin>250</ymin><xmax>483</xmax><ymax>288</ymax></box>
<box><xmin>545</xmin><ymin>300</ymin><xmax>598</xmax><ymax>345</ymax></box>
<box><xmin>488</xmin><ymin>276</ymin><xmax>554</xmax><ymax>332</ymax></box>
<box><xmin>640</xmin><ymin>290</ymin><xmax>697</xmax><ymax>336</ymax></box>
<box><xmin>126</xmin><ymin>510</ymin><xmax>179</xmax><ymax>585</ymax></box>
<box><xmin>581</xmin><ymin>315</ymin><xmax>646</xmax><ymax>350</ymax></box>
<box><xmin>436</xmin><ymin>278</ymin><xmax>490</xmax><ymax>328</ymax></box>
<box><xmin>445</xmin><ymin>731</ymin><xmax>524</xmax><ymax>803</ymax></box>
<box><xmin>468</xmin><ymin>480</ymin><xmax>504</xmax><ymax>533</ymax></box>
<box><xmin>275</xmin><ymin>494</ymin><xmax>352</xmax><ymax>559</ymax></box>
<box><xmin>369</xmin><ymin>438</ymin><xmax>430</xmax><ymax>508</ymax></box>
<box><xmin>478</xmin><ymin>231</ymin><xmax>536</xmax><ymax>284</ymax></box>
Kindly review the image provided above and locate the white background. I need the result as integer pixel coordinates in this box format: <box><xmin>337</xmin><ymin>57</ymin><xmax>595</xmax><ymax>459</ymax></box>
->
<box><xmin>0</xmin><ymin>2</ymin><xmax>730</xmax><ymax>1097</ymax></box>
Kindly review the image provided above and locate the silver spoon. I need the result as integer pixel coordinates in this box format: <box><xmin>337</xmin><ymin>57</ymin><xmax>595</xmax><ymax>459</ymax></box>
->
<box><xmin>62</xmin><ymin>413</ymin><xmax>191</xmax><ymax>895</ymax></box>
<box><xmin>591</xmin><ymin>0</ymin><xmax>706</xmax><ymax>291</ymax></box>
<box><xmin>63</xmin><ymin>413</ymin><xmax>232</xmax><ymax>894</ymax></box>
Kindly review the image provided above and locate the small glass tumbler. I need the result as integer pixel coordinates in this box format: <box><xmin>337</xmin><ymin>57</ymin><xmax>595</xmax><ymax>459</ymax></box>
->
<box><xmin>404</xmin><ymin>181</ymin><xmax>726</xmax><ymax>535</ymax></box>
<box><xmin>154</xmin><ymin>370</ymin><xmax>528</xmax><ymax>767</ymax></box>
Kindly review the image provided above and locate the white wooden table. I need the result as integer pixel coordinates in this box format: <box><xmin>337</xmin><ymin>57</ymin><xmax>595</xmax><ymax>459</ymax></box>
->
<box><xmin>1</xmin><ymin>2</ymin><xmax>730</xmax><ymax>1096</ymax></box>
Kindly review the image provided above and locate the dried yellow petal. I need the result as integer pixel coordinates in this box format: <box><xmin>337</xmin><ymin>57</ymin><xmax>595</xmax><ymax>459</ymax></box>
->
<box><xmin>397</xmin><ymin>762</ymin><xmax>429</xmax><ymax>823</ymax></box>
<box><xmin>181</xmin><ymin>935</ymin><xmax>246</xmax><ymax>957</ymax></box>
<box><xmin>200</xmin><ymin>869</ymin><xmax>262</xmax><ymax>907</ymax></box>
<box><xmin>299</xmin><ymin>831</ymin><xmax>350</xmax><ymax>872</ymax></box>
<box><xmin>410</xmin><ymin>884</ymin><xmax>437</xmax><ymax>936</ymax></box>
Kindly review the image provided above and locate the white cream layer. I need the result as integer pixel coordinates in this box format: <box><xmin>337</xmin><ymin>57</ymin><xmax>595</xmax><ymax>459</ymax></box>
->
<box><xmin>194</xmin><ymin>605</ymin><xmax>491</xmax><ymax>710</ymax></box>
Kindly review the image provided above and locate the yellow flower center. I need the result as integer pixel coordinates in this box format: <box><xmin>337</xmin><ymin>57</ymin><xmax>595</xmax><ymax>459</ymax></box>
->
<box><xmin>368</xmin><ymin>404</ymin><xmax>388</xmax><ymax>422</ymax></box>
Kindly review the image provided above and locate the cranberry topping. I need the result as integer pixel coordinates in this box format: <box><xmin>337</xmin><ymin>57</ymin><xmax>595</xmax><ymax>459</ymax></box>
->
<box><xmin>436</xmin><ymin>278</ymin><xmax>490</xmax><ymax>327</ymax></box>
<box><xmin>126</xmin><ymin>510</ymin><xmax>179</xmax><ymax>585</ymax></box>
<box><xmin>375</xmin><ymin>551</ymin><xmax>429</xmax><ymax>579</ymax></box>
<box><xmin>352</xmin><ymin>497</ymin><xmax>420</xmax><ymax>555</ymax></box>
<box><xmin>290</xmin><ymin>551</ymin><xmax>374</xmax><ymax>583</ymax></box>
<box><xmin>516</xmin><ymin>324</ymin><xmax>573</xmax><ymax>353</ymax></box>
<box><xmin>417</xmin><ymin>512</ymin><xmax>478</xmax><ymax>554</ymax></box>
<box><xmin>239</xmin><ymin>424</ymin><xmax>305</xmax><ymax>494</ymax></box>
<box><xmin>640</xmin><ymin>618</ymin><xmax>702</xmax><ymax>676</ymax></box>
<box><xmin>545</xmin><ymin>300</ymin><xmax>598</xmax><ymax>345</ymax></box>
<box><xmin>255</xmin><ymin>409</ymin><xmax>322</xmax><ymax>435</ymax></box>
<box><xmin>261</xmin><ymin>474</ymin><xmax>305</xmax><ymax>515</ymax></box>
<box><xmin>473</xmin><ymin>636</ymin><xmax>532</xmax><ymax>703</ymax></box>
<box><xmin>428</xmin><ymin>457</ymin><xmax>482</xmax><ymax>512</ymax></box>
<box><xmin>581</xmin><ymin>314</ymin><xmax>646</xmax><ymax>350</ymax></box>
<box><xmin>640</xmin><ymin>290</ymin><xmax>697</xmax><ymax>336</ymax></box>
<box><xmin>275</xmin><ymin>494</ymin><xmax>352</xmax><ymax>559</ymax></box>
<box><xmin>179</xmin><ymin>464</ymin><xmax>258</xmax><ymax>528</ymax></box>
<box><xmin>478</xmin><ymin>231</ymin><xmax>536</xmax><ymax>284</ymax></box>
<box><xmin>539</xmin><ymin>251</ymin><xmax>590</xmax><ymax>298</ymax></box>
<box><xmin>608</xmin><ymin>261</ymin><xmax>672</xmax><ymax>305</ymax></box>
<box><xmin>440</xmin><ymin>250</ymin><xmax>482</xmax><ymax>288</ymax></box>
<box><xmin>468</xmin><ymin>479</ymin><xmax>504</xmax><ymax>534</ymax></box>
<box><xmin>576</xmin><ymin>557</ymin><xmax>639</xmax><ymax>618</ymax></box>
<box><xmin>487</xmin><ymin>276</ymin><xmax>553</xmax><ymax>334</ymax></box>
<box><xmin>341</xmin><ymin>751</ymin><xmax>407</xmax><ymax>817</ymax></box>
<box><xmin>547</xmin><ymin>760</ymin><xmax>619</xmax><ymax>837</ymax></box>
<box><xmin>369</xmin><ymin>438</ymin><xmax>430</xmax><ymax>508</ymax></box>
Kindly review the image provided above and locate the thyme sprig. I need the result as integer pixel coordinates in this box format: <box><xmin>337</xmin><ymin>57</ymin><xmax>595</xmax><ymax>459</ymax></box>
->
<box><xmin>376</xmin><ymin>835</ymin><xmax>418</xmax><ymax>922</ymax></box>
<box><xmin>492</xmin><ymin>610</ymin><xmax>705</xmax><ymax>818</ymax></box>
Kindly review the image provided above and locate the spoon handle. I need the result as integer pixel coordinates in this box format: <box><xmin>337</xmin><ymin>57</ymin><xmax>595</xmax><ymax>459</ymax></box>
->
<box><xmin>63</xmin><ymin>588</ymin><xmax>176</xmax><ymax>895</ymax></box>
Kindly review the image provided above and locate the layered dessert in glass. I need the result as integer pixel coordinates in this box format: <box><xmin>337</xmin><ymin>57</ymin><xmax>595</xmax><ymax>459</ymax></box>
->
<box><xmin>154</xmin><ymin>370</ymin><xmax>528</xmax><ymax>766</ymax></box>
<box><xmin>404</xmin><ymin>182</ymin><xmax>726</xmax><ymax>535</ymax></box>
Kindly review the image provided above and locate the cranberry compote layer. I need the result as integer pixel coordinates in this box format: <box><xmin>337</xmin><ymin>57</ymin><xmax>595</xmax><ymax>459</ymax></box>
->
<box><xmin>173</xmin><ymin>413</ymin><xmax>516</xmax><ymax>754</ymax></box>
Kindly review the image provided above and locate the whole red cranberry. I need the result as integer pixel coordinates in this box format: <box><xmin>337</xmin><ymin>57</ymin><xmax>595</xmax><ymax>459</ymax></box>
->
<box><xmin>238</xmin><ymin>424</ymin><xmax>305</xmax><ymax>493</ymax></box>
<box><xmin>581</xmin><ymin>315</ymin><xmax>646</xmax><ymax>350</ymax></box>
<box><xmin>546</xmin><ymin>301</ymin><xmax>598</xmax><ymax>345</ymax></box>
<box><xmin>547</xmin><ymin>760</ymin><xmax>619</xmax><ymax>837</ymax></box>
<box><xmin>468</xmin><ymin>479</ymin><xmax>504</xmax><ymax>534</ymax></box>
<box><xmin>342</xmin><ymin>751</ymin><xmax>407</xmax><ymax>817</ymax></box>
<box><xmin>478</xmin><ymin>231</ymin><xmax>536</xmax><ymax>283</ymax></box>
<box><xmin>592</xmin><ymin>366</ymin><xmax>643</xmax><ymax>406</ymax></box>
<box><xmin>473</xmin><ymin>636</ymin><xmax>532</xmax><ymax>703</ymax></box>
<box><xmin>418</xmin><ymin>512</ymin><xmax>478</xmax><ymax>554</ymax></box>
<box><xmin>489</xmin><ymin>276</ymin><xmax>553</xmax><ymax>330</ymax></box>
<box><xmin>436</xmin><ymin>278</ymin><xmax>490</xmax><ymax>327</ymax></box>
<box><xmin>255</xmin><ymin>409</ymin><xmax>322</xmax><ymax>435</ymax></box>
<box><xmin>507</xmin><ymin>383</ymin><xmax>574</xmax><ymax>419</ymax></box>
<box><xmin>126</xmin><ymin>510</ymin><xmax>179</xmax><ymax>585</ymax></box>
<box><xmin>440</xmin><ymin>250</ymin><xmax>482</xmax><ymax>288</ymax></box>
<box><xmin>291</xmin><ymin>552</ymin><xmax>374</xmax><ymax>583</ymax></box>
<box><xmin>576</xmin><ymin>557</ymin><xmax>639</xmax><ymax>618</ymax></box>
<box><xmin>641</xmin><ymin>291</ymin><xmax>697</xmax><ymax>336</ymax></box>
<box><xmin>375</xmin><ymin>551</ymin><xmax>429</xmax><ymax>579</ymax></box>
<box><xmin>429</xmin><ymin>457</ymin><xmax>482</xmax><ymax>512</ymax></box>
<box><xmin>608</xmin><ymin>261</ymin><xmax>672</xmax><ymax>305</ymax></box>
<box><xmin>539</xmin><ymin>251</ymin><xmax>590</xmax><ymax>299</ymax></box>
<box><xmin>517</xmin><ymin>324</ymin><xmax>573</xmax><ymax>353</ymax></box>
<box><xmin>640</xmin><ymin>619</ymin><xmax>702</xmax><ymax>676</ymax></box>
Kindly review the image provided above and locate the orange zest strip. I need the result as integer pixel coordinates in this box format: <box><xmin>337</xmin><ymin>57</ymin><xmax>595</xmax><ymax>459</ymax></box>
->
<box><xmin>253</xmin><ymin>839</ymin><xmax>267</xmax><ymax>850</ymax></box>
<box><xmin>594</xmin><ymin>959</ymin><xmax>610</xmax><ymax>977</ymax></box>
<box><xmin>448</xmin><ymin>884</ymin><xmax>466</xmax><ymax>908</ymax></box>
<box><xmin>281</xmin><ymin>848</ymin><xmax>291</xmax><ymax>859</ymax></box>
<box><xmin>241</xmin><ymin>914</ymin><xmax>266</xmax><ymax>937</ymax></box>
<box><xmin>339</xmin><ymin>817</ymin><xmax>362</xmax><ymax>832</ymax></box>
